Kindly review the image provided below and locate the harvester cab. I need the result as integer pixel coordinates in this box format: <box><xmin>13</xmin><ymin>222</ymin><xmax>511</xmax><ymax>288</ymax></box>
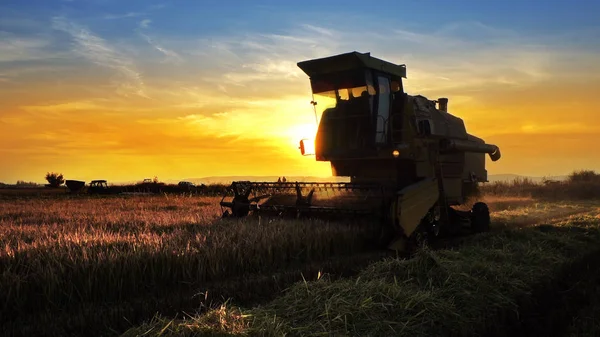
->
<box><xmin>220</xmin><ymin>51</ymin><xmax>501</xmax><ymax>252</ymax></box>
<box><xmin>298</xmin><ymin>51</ymin><xmax>407</xmax><ymax>165</ymax></box>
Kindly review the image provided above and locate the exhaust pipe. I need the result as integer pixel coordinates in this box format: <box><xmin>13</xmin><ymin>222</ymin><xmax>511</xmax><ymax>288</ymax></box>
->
<box><xmin>438</xmin><ymin>98</ymin><xmax>448</xmax><ymax>112</ymax></box>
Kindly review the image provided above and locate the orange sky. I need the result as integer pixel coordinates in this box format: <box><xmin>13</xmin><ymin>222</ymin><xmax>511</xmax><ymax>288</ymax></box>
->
<box><xmin>1</xmin><ymin>15</ymin><xmax>599</xmax><ymax>183</ymax></box>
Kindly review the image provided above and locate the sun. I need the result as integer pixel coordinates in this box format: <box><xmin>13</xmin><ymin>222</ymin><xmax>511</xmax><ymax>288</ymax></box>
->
<box><xmin>286</xmin><ymin>122</ymin><xmax>318</xmax><ymax>150</ymax></box>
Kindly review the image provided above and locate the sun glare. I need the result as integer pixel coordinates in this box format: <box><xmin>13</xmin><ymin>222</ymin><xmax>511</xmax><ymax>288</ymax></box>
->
<box><xmin>289</xmin><ymin>122</ymin><xmax>318</xmax><ymax>144</ymax></box>
<box><xmin>283</xmin><ymin>122</ymin><xmax>317</xmax><ymax>154</ymax></box>
<box><xmin>301</xmin><ymin>138</ymin><xmax>316</xmax><ymax>155</ymax></box>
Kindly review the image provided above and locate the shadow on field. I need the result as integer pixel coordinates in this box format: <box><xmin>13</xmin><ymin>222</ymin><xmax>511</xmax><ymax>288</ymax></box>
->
<box><xmin>116</xmin><ymin>221</ymin><xmax>600</xmax><ymax>337</ymax></box>
<box><xmin>503</xmin><ymin>243</ymin><xmax>600</xmax><ymax>337</ymax></box>
<box><xmin>2</xmin><ymin>250</ymin><xmax>389</xmax><ymax>337</ymax></box>
<box><xmin>430</xmin><ymin>224</ymin><xmax>600</xmax><ymax>337</ymax></box>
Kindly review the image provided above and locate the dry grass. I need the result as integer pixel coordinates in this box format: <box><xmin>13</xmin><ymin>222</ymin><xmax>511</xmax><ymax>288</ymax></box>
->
<box><xmin>488</xmin><ymin>199</ymin><xmax>593</xmax><ymax>229</ymax></box>
<box><xmin>0</xmin><ymin>194</ymin><xmax>379</xmax><ymax>336</ymax></box>
<box><xmin>566</xmin><ymin>284</ymin><xmax>600</xmax><ymax>337</ymax></box>
<box><xmin>459</xmin><ymin>194</ymin><xmax>599</xmax><ymax>231</ymax></box>
<box><xmin>122</xmin><ymin>212</ymin><xmax>600</xmax><ymax>337</ymax></box>
<box><xmin>5</xmin><ymin>170</ymin><xmax>600</xmax><ymax>336</ymax></box>
<box><xmin>481</xmin><ymin>170</ymin><xmax>600</xmax><ymax>201</ymax></box>
<box><xmin>121</xmin><ymin>304</ymin><xmax>250</xmax><ymax>337</ymax></box>
<box><xmin>118</xmin><ymin>172</ymin><xmax>600</xmax><ymax>336</ymax></box>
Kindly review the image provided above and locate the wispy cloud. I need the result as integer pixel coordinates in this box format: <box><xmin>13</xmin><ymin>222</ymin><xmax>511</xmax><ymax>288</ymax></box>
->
<box><xmin>152</xmin><ymin>13</ymin><xmax>585</xmax><ymax>97</ymax></box>
<box><xmin>147</xmin><ymin>4</ymin><xmax>167</xmax><ymax>11</ymax></box>
<box><xmin>51</xmin><ymin>16</ymin><xmax>147</xmax><ymax>98</ymax></box>
<box><xmin>139</xmin><ymin>19</ymin><xmax>151</xmax><ymax>28</ymax></box>
<box><xmin>3</xmin><ymin>12</ymin><xmax>600</xmax><ymax>181</ymax></box>
<box><xmin>519</xmin><ymin>122</ymin><xmax>598</xmax><ymax>134</ymax></box>
<box><xmin>176</xmin><ymin>26</ymin><xmax>340</xmax><ymax>93</ymax></box>
<box><xmin>0</xmin><ymin>64</ymin><xmax>69</xmax><ymax>78</ymax></box>
<box><xmin>137</xmin><ymin>19</ymin><xmax>600</xmax><ymax>144</ymax></box>
<box><xmin>139</xmin><ymin>32</ymin><xmax>182</xmax><ymax>63</ymax></box>
<box><xmin>301</xmin><ymin>24</ymin><xmax>335</xmax><ymax>37</ymax></box>
<box><xmin>104</xmin><ymin>12</ymin><xmax>145</xmax><ymax>20</ymax></box>
<box><xmin>137</xmin><ymin>20</ymin><xmax>182</xmax><ymax>64</ymax></box>
<box><xmin>0</xmin><ymin>32</ymin><xmax>51</xmax><ymax>63</ymax></box>
<box><xmin>213</xmin><ymin>20</ymin><xmax>599</xmax><ymax>99</ymax></box>
<box><xmin>20</xmin><ymin>101</ymin><xmax>105</xmax><ymax>114</ymax></box>
<box><xmin>102</xmin><ymin>2</ymin><xmax>167</xmax><ymax>21</ymax></box>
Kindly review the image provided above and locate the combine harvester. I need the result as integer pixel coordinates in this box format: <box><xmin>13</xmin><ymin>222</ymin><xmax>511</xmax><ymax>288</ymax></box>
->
<box><xmin>220</xmin><ymin>51</ymin><xmax>501</xmax><ymax>251</ymax></box>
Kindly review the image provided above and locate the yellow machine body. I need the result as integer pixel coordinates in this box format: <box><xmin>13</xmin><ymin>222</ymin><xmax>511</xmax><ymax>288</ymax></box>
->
<box><xmin>221</xmin><ymin>52</ymin><xmax>501</xmax><ymax>250</ymax></box>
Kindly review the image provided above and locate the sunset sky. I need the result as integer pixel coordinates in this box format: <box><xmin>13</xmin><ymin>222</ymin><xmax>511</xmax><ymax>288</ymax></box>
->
<box><xmin>1</xmin><ymin>0</ymin><xmax>599</xmax><ymax>183</ymax></box>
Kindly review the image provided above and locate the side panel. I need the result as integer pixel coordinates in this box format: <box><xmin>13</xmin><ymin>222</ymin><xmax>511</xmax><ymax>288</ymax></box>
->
<box><xmin>395</xmin><ymin>178</ymin><xmax>440</xmax><ymax>237</ymax></box>
<box><xmin>440</xmin><ymin>152</ymin><xmax>465</xmax><ymax>204</ymax></box>
<box><xmin>463</xmin><ymin>152</ymin><xmax>487</xmax><ymax>182</ymax></box>
<box><xmin>463</xmin><ymin>133</ymin><xmax>489</xmax><ymax>182</ymax></box>
<box><xmin>443</xmin><ymin>178</ymin><xmax>464</xmax><ymax>205</ymax></box>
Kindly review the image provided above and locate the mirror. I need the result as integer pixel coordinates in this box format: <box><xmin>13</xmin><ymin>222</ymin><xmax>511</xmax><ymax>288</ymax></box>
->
<box><xmin>299</xmin><ymin>139</ymin><xmax>315</xmax><ymax>156</ymax></box>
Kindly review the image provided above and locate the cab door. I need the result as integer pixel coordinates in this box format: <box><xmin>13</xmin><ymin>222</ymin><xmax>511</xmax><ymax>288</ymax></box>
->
<box><xmin>375</xmin><ymin>75</ymin><xmax>391</xmax><ymax>144</ymax></box>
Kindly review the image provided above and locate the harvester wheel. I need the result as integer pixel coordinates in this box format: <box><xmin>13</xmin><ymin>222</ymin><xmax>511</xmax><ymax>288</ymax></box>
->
<box><xmin>471</xmin><ymin>202</ymin><xmax>490</xmax><ymax>233</ymax></box>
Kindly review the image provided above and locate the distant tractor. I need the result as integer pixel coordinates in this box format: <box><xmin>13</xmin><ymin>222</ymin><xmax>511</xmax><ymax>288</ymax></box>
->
<box><xmin>88</xmin><ymin>180</ymin><xmax>110</xmax><ymax>194</ymax></box>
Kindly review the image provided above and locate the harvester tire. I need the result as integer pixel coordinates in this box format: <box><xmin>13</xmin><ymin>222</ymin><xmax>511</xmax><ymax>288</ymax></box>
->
<box><xmin>471</xmin><ymin>202</ymin><xmax>490</xmax><ymax>233</ymax></box>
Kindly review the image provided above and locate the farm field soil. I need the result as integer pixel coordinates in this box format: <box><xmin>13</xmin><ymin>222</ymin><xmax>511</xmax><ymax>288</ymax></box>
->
<box><xmin>1</xmin><ymin>193</ymin><xmax>599</xmax><ymax>336</ymax></box>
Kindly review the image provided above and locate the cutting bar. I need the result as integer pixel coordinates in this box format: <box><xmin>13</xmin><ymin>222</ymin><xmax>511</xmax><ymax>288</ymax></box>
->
<box><xmin>219</xmin><ymin>181</ymin><xmax>393</xmax><ymax>218</ymax></box>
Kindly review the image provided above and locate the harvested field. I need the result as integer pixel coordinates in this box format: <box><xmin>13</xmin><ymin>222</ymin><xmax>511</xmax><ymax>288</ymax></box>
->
<box><xmin>0</xmin><ymin>194</ymin><xmax>382</xmax><ymax>336</ymax></box>
<box><xmin>122</xmin><ymin>206</ymin><xmax>600</xmax><ymax>337</ymax></box>
<box><xmin>2</xmin><ymin>184</ymin><xmax>600</xmax><ymax>336</ymax></box>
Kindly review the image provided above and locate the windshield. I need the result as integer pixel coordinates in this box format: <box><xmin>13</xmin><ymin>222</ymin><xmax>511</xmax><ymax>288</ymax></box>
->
<box><xmin>309</xmin><ymin>70</ymin><xmax>375</xmax><ymax>124</ymax></box>
<box><xmin>311</xmin><ymin>90</ymin><xmax>336</xmax><ymax>124</ymax></box>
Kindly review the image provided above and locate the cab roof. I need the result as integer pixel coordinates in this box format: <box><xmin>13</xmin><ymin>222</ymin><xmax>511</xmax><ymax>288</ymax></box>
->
<box><xmin>297</xmin><ymin>51</ymin><xmax>407</xmax><ymax>79</ymax></box>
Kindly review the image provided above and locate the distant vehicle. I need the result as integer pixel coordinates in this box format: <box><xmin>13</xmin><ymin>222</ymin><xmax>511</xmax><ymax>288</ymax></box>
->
<box><xmin>178</xmin><ymin>181</ymin><xmax>196</xmax><ymax>191</ymax></box>
<box><xmin>88</xmin><ymin>180</ymin><xmax>110</xmax><ymax>194</ymax></box>
<box><xmin>65</xmin><ymin>180</ymin><xmax>86</xmax><ymax>193</ymax></box>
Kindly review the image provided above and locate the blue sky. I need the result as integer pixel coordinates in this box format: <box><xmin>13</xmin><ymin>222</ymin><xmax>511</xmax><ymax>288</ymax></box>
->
<box><xmin>1</xmin><ymin>0</ymin><xmax>599</xmax><ymax>182</ymax></box>
<box><xmin>2</xmin><ymin>0</ymin><xmax>598</xmax><ymax>95</ymax></box>
<box><xmin>3</xmin><ymin>0</ymin><xmax>599</xmax><ymax>36</ymax></box>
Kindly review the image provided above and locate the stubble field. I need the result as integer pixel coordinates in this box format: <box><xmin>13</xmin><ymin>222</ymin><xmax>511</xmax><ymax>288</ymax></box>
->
<box><xmin>1</xmin><ymin>177</ymin><xmax>600</xmax><ymax>336</ymax></box>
